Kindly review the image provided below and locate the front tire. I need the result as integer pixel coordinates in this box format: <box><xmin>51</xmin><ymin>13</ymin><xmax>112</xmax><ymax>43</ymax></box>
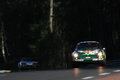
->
<box><xmin>72</xmin><ymin>62</ymin><xmax>79</xmax><ymax>68</ymax></box>
<box><xmin>100</xmin><ymin>59</ymin><xmax>106</xmax><ymax>66</ymax></box>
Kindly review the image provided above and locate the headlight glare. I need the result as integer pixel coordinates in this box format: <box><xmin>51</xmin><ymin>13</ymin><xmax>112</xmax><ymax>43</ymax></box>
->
<box><xmin>98</xmin><ymin>52</ymin><xmax>102</xmax><ymax>56</ymax></box>
<box><xmin>73</xmin><ymin>53</ymin><xmax>78</xmax><ymax>57</ymax></box>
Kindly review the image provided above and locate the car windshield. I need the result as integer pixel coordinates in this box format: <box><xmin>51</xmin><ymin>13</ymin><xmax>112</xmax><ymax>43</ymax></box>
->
<box><xmin>76</xmin><ymin>43</ymin><xmax>100</xmax><ymax>50</ymax></box>
<box><xmin>21</xmin><ymin>58</ymin><xmax>37</xmax><ymax>62</ymax></box>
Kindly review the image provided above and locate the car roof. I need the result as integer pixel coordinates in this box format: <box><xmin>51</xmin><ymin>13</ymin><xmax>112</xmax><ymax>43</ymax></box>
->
<box><xmin>21</xmin><ymin>57</ymin><xmax>37</xmax><ymax>60</ymax></box>
<box><xmin>77</xmin><ymin>41</ymin><xmax>99</xmax><ymax>44</ymax></box>
<box><xmin>22</xmin><ymin>57</ymin><xmax>34</xmax><ymax>59</ymax></box>
<box><xmin>21</xmin><ymin>57</ymin><xmax>37</xmax><ymax>61</ymax></box>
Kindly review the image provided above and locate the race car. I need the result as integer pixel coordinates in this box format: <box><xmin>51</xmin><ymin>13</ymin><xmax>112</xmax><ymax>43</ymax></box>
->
<box><xmin>18</xmin><ymin>57</ymin><xmax>39</xmax><ymax>70</ymax></box>
<box><xmin>72</xmin><ymin>41</ymin><xmax>106</xmax><ymax>67</ymax></box>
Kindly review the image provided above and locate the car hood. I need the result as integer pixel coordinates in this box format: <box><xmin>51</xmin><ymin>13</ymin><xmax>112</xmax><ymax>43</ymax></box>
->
<box><xmin>77</xmin><ymin>49</ymin><xmax>100</xmax><ymax>55</ymax></box>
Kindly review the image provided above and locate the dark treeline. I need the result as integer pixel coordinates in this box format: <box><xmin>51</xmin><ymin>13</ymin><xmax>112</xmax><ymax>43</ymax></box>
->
<box><xmin>0</xmin><ymin>0</ymin><xmax>120</xmax><ymax>69</ymax></box>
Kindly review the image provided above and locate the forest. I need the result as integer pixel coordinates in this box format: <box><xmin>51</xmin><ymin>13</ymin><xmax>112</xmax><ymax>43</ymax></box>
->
<box><xmin>0</xmin><ymin>0</ymin><xmax>120</xmax><ymax>70</ymax></box>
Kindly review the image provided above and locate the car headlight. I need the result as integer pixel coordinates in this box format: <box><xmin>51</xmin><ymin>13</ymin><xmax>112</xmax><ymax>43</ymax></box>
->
<box><xmin>73</xmin><ymin>53</ymin><xmax>78</xmax><ymax>58</ymax></box>
<box><xmin>98</xmin><ymin>52</ymin><xmax>103</xmax><ymax>58</ymax></box>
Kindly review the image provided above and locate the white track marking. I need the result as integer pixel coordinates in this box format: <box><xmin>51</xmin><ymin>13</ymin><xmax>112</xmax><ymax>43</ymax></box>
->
<box><xmin>99</xmin><ymin>73</ymin><xmax>110</xmax><ymax>76</ymax></box>
<box><xmin>113</xmin><ymin>70</ymin><xmax>120</xmax><ymax>72</ymax></box>
<box><xmin>82</xmin><ymin>76</ymin><xmax>95</xmax><ymax>79</ymax></box>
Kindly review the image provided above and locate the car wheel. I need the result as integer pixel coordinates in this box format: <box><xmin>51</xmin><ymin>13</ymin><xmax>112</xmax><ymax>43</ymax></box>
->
<box><xmin>72</xmin><ymin>62</ymin><xmax>79</xmax><ymax>68</ymax></box>
<box><xmin>18</xmin><ymin>65</ymin><xmax>22</xmax><ymax>71</ymax></box>
<box><xmin>100</xmin><ymin>59</ymin><xmax>106</xmax><ymax>66</ymax></box>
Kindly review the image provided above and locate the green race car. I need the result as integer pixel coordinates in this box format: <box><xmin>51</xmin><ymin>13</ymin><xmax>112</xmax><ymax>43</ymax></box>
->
<box><xmin>72</xmin><ymin>41</ymin><xmax>106</xmax><ymax>67</ymax></box>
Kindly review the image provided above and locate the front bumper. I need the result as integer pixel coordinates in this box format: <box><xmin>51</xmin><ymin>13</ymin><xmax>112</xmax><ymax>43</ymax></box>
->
<box><xmin>20</xmin><ymin>65</ymin><xmax>38</xmax><ymax>69</ymax></box>
<box><xmin>73</xmin><ymin>58</ymin><xmax>104</xmax><ymax>63</ymax></box>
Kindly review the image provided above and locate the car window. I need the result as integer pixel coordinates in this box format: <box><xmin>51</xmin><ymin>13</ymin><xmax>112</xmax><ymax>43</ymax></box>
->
<box><xmin>76</xmin><ymin>43</ymin><xmax>101</xmax><ymax>50</ymax></box>
<box><xmin>21</xmin><ymin>58</ymin><xmax>37</xmax><ymax>61</ymax></box>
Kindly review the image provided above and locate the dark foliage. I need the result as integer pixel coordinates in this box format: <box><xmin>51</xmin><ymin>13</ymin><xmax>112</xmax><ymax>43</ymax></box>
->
<box><xmin>0</xmin><ymin>0</ymin><xmax>120</xmax><ymax>69</ymax></box>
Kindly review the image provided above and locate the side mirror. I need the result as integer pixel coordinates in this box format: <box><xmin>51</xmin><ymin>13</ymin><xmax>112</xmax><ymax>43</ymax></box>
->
<box><xmin>103</xmin><ymin>48</ymin><xmax>105</xmax><ymax>51</ymax></box>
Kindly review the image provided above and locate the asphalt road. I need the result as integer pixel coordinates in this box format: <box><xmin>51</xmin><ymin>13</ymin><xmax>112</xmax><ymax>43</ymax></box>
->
<box><xmin>1</xmin><ymin>60</ymin><xmax>120</xmax><ymax>80</ymax></box>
